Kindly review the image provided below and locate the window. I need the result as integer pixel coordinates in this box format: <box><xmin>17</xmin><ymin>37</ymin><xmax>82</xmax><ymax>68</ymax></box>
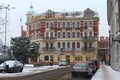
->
<box><xmin>46</xmin><ymin>23</ymin><xmax>49</xmax><ymax>28</ymax></box>
<box><xmin>72</xmin><ymin>32</ymin><xmax>75</xmax><ymax>38</ymax></box>
<box><xmin>68</xmin><ymin>22</ymin><xmax>70</xmax><ymax>27</ymax></box>
<box><xmin>67</xmin><ymin>42</ymin><xmax>70</xmax><ymax>48</ymax></box>
<box><xmin>44</xmin><ymin>56</ymin><xmax>49</xmax><ymax>61</ymax></box>
<box><xmin>77</xmin><ymin>42</ymin><xmax>80</xmax><ymax>48</ymax></box>
<box><xmin>58</xmin><ymin>32</ymin><xmax>60</xmax><ymax>38</ymax></box>
<box><xmin>50</xmin><ymin>32</ymin><xmax>53</xmax><ymax>38</ymax></box>
<box><xmin>73</xmin><ymin>22</ymin><xmax>75</xmax><ymax>27</ymax></box>
<box><xmin>58</xmin><ymin>42</ymin><xmax>61</xmax><ymax>48</ymax></box>
<box><xmin>77</xmin><ymin>22</ymin><xmax>80</xmax><ymax>27</ymax></box>
<box><xmin>86</xmin><ymin>57</ymin><xmax>90</xmax><ymax>61</ymax></box>
<box><xmin>89</xmin><ymin>43</ymin><xmax>92</xmax><ymax>48</ymax></box>
<box><xmin>67</xmin><ymin>32</ymin><xmax>70</xmax><ymax>38</ymax></box>
<box><xmin>46</xmin><ymin>32</ymin><xmax>49</xmax><ymax>38</ymax></box>
<box><xmin>89</xmin><ymin>22</ymin><xmax>92</xmax><ymax>27</ymax></box>
<box><xmin>89</xmin><ymin>32</ymin><xmax>92</xmax><ymax>37</ymax></box>
<box><xmin>58</xmin><ymin>22</ymin><xmax>60</xmax><ymax>28</ymax></box>
<box><xmin>46</xmin><ymin>42</ymin><xmax>49</xmax><ymax>48</ymax></box>
<box><xmin>75</xmin><ymin>56</ymin><xmax>82</xmax><ymax>61</ymax></box>
<box><xmin>77</xmin><ymin>32</ymin><xmax>80</xmax><ymax>38</ymax></box>
<box><xmin>62</xmin><ymin>42</ymin><xmax>65</xmax><ymax>48</ymax></box>
<box><xmin>50</xmin><ymin>23</ymin><xmax>53</xmax><ymax>29</ymax></box>
<box><xmin>84</xmin><ymin>32</ymin><xmax>87</xmax><ymax>37</ymax></box>
<box><xmin>63</xmin><ymin>32</ymin><xmax>65</xmax><ymax>38</ymax></box>
<box><xmin>72</xmin><ymin>42</ymin><xmax>75</xmax><ymax>48</ymax></box>
<box><xmin>84</xmin><ymin>22</ymin><xmax>88</xmax><ymax>29</ymax></box>
<box><xmin>63</xmin><ymin>22</ymin><xmax>65</xmax><ymax>27</ymax></box>
<box><xmin>50</xmin><ymin>42</ymin><xmax>53</xmax><ymax>48</ymax></box>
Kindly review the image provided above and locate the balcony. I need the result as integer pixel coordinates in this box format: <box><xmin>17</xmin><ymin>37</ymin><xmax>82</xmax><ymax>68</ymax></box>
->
<box><xmin>43</xmin><ymin>47</ymin><xmax>56</xmax><ymax>51</ymax></box>
<box><xmin>82</xmin><ymin>36</ymin><xmax>96</xmax><ymax>42</ymax></box>
<box><xmin>82</xmin><ymin>47</ymin><xmax>96</xmax><ymax>51</ymax></box>
<box><xmin>43</xmin><ymin>37</ymin><xmax>56</xmax><ymax>42</ymax></box>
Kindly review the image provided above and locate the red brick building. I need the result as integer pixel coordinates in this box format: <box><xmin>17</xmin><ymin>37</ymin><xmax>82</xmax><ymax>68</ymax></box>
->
<box><xmin>98</xmin><ymin>36</ymin><xmax>109</xmax><ymax>62</ymax></box>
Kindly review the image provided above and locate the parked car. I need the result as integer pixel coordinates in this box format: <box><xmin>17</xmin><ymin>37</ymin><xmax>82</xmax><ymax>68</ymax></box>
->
<box><xmin>58</xmin><ymin>60</ymin><xmax>68</xmax><ymax>66</ymax></box>
<box><xmin>90</xmin><ymin>60</ymin><xmax>99</xmax><ymax>70</ymax></box>
<box><xmin>71</xmin><ymin>62</ymin><xmax>93</xmax><ymax>78</ymax></box>
<box><xmin>0</xmin><ymin>60</ymin><xmax>24</xmax><ymax>73</ymax></box>
<box><xmin>88</xmin><ymin>60</ymin><xmax>96</xmax><ymax>73</ymax></box>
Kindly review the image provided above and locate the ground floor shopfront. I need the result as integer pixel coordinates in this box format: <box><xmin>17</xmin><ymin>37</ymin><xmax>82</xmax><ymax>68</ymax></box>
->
<box><xmin>38</xmin><ymin>51</ymin><xmax>97</xmax><ymax>64</ymax></box>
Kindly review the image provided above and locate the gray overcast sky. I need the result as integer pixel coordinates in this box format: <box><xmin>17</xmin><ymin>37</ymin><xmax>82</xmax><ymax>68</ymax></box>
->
<box><xmin>0</xmin><ymin>0</ymin><xmax>109</xmax><ymax>45</ymax></box>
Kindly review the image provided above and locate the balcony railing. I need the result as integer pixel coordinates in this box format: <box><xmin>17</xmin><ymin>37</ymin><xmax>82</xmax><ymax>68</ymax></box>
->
<box><xmin>43</xmin><ymin>37</ymin><xmax>56</xmax><ymax>40</ymax></box>
<box><xmin>43</xmin><ymin>47</ymin><xmax>55</xmax><ymax>51</ymax></box>
<box><xmin>82</xmin><ymin>47</ymin><xmax>96</xmax><ymax>51</ymax></box>
<box><xmin>82</xmin><ymin>36</ymin><xmax>96</xmax><ymax>41</ymax></box>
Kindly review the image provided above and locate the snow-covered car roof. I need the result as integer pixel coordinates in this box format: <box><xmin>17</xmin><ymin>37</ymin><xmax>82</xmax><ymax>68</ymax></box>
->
<box><xmin>0</xmin><ymin>60</ymin><xmax>23</xmax><ymax>67</ymax></box>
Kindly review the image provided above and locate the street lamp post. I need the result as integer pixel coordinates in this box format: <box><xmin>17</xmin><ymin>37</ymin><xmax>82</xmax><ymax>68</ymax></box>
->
<box><xmin>4</xmin><ymin>5</ymin><xmax>15</xmax><ymax>48</ymax></box>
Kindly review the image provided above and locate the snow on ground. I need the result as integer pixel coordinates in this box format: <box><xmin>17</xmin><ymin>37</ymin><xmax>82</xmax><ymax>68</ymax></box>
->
<box><xmin>92</xmin><ymin>65</ymin><xmax>120</xmax><ymax>80</ymax></box>
<box><xmin>0</xmin><ymin>64</ymin><xmax>66</xmax><ymax>77</ymax></box>
<box><xmin>91</xmin><ymin>66</ymin><xmax>103</xmax><ymax>80</ymax></box>
<box><xmin>106</xmin><ymin>66</ymin><xmax>120</xmax><ymax>80</ymax></box>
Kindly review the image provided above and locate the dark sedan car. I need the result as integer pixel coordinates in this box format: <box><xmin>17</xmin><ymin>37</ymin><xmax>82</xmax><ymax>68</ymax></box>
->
<box><xmin>0</xmin><ymin>60</ymin><xmax>24</xmax><ymax>73</ymax></box>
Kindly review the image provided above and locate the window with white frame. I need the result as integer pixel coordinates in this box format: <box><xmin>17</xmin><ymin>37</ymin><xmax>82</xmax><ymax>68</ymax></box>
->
<box><xmin>50</xmin><ymin>23</ymin><xmax>53</xmax><ymax>29</ymax></box>
<box><xmin>89</xmin><ymin>31</ymin><xmax>92</xmax><ymax>37</ymax></box>
<box><xmin>46</xmin><ymin>32</ymin><xmax>49</xmax><ymax>38</ymax></box>
<box><xmin>77</xmin><ymin>32</ymin><xmax>80</xmax><ymax>38</ymax></box>
<box><xmin>84</xmin><ymin>32</ymin><xmax>87</xmax><ymax>37</ymax></box>
<box><xmin>72</xmin><ymin>32</ymin><xmax>75</xmax><ymax>38</ymax></box>
<box><xmin>77</xmin><ymin>22</ymin><xmax>80</xmax><ymax>27</ymax></box>
<box><xmin>58</xmin><ymin>42</ymin><xmax>61</xmax><ymax>48</ymax></box>
<box><xmin>63</xmin><ymin>32</ymin><xmax>65</xmax><ymax>38</ymax></box>
<box><xmin>89</xmin><ymin>22</ymin><xmax>92</xmax><ymax>27</ymax></box>
<box><xmin>89</xmin><ymin>43</ymin><xmax>92</xmax><ymax>48</ymax></box>
<box><xmin>72</xmin><ymin>42</ymin><xmax>75</xmax><ymax>48</ymax></box>
<box><xmin>77</xmin><ymin>42</ymin><xmax>80</xmax><ymax>48</ymax></box>
<box><xmin>67</xmin><ymin>42</ymin><xmax>70</xmax><ymax>48</ymax></box>
<box><xmin>68</xmin><ymin>22</ymin><xmax>70</xmax><ymax>27</ymax></box>
<box><xmin>62</xmin><ymin>42</ymin><xmax>65</xmax><ymax>48</ymax></box>
<box><xmin>73</xmin><ymin>22</ymin><xmax>75</xmax><ymax>27</ymax></box>
<box><xmin>58</xmin><ymin>22</ymin><xmax>60</xmax><ymax>28</ymax></box>
<box><xmin>84</xmin><ymin>21</ymin><xmax>88</xmax><ymax>29</ymax></box>
<box><xmin>67</xmin><ymin>32</ymin><xmax>70</xmax><ymax>38</ymax></box>
<box><xmin>58</xmin><ymin>32</ymin><xmax>60</xmax><ymax>38</ymax></box>
<box><xmin>63</xmin><ymin>22</ymin><xmax>65</xmax><ymax>28</ymax></box>
<box><xmin>46</xmin><ymin>23</ymin><xmax>49</xmax><ymax>28</ymax></box>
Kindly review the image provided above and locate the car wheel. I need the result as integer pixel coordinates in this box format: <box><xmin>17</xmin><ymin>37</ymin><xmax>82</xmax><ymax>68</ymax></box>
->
<box><xmin>19</xmin><ymin>68</ymin><xmax>23</xmax><ymax>72</ymax></box>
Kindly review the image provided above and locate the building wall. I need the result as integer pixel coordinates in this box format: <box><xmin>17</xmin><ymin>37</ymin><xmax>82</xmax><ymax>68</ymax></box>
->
<box><xmin>107</xmin><ymin>0</ymin><xmax>120</xmax><ymax>71</ymax></box>
<box><xmin>23</xmin><ymin>8</ymin><xmax>99</xmax><ymax>64</ymax></box>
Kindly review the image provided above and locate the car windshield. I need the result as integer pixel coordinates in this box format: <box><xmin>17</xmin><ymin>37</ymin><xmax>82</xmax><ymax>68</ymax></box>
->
<box><xmin>74</xmin><ymin>63</ymin><xmax>87</xmax><ymax>67</ymax></box>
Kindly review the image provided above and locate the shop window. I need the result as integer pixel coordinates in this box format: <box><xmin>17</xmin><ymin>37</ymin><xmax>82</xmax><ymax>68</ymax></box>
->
<box><xmin>44</xmin><ymin>56</ymin><xmax>49</xmax><ymax>61</ymax></box>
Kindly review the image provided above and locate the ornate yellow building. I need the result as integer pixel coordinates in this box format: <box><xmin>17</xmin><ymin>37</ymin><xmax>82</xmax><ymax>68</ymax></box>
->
<box><xmin>22</xmin><ymin>6</ymin><xmax>99</xmax><ymax>64</ymax></box>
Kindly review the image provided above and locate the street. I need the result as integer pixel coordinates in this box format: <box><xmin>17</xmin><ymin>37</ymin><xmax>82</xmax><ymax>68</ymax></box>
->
<box><xmin>0</xmin><ymin>66</ymin><xmax>92</xmax><ymax>80</ymax></box>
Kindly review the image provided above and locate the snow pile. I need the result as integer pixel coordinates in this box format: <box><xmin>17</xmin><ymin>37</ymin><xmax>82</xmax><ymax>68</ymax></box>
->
<box><xmin>91</xmin><ymin>66</ymin><xmax>103</xmax><ymax>80</ymax></box>
<box><xmin>92</xmin><ymin>65</ymin><xmax>120</xmax><ymax>80</ymax></box>
<box><xmin>106</xmin><ymin>66</ymin><xmax>120</xmax><ymax>80</ymax></box>
<box><xmin>0</xmin><ymin>65</ymin><xmax>60</xmax><ymax>77</ymax></box>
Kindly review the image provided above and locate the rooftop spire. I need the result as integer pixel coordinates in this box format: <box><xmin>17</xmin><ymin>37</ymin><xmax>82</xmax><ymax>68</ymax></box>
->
<box><xmin>30</xmin><ymin>2</ymin><xmax>33</xmax><ymax>11</ymax></box>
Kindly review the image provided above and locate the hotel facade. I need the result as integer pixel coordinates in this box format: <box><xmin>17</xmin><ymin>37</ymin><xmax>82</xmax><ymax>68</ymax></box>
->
<box><xmin>22</xmin><ymin>8</ymin><xmax>99</xmax><ymax>64</ymax></box>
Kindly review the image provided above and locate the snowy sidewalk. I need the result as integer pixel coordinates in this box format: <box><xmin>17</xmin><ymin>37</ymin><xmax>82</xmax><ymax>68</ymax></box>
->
<box><xmin>91</xmin><ymin>64</ymin><xmax>120</xmax><ymax>80</ymax></box>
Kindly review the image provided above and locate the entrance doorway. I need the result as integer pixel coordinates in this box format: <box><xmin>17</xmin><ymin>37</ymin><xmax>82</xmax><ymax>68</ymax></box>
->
<box><xmin>66</xmin><ymin>55</ymin><xmax>70</xmax><ymax>64</ymax></box>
